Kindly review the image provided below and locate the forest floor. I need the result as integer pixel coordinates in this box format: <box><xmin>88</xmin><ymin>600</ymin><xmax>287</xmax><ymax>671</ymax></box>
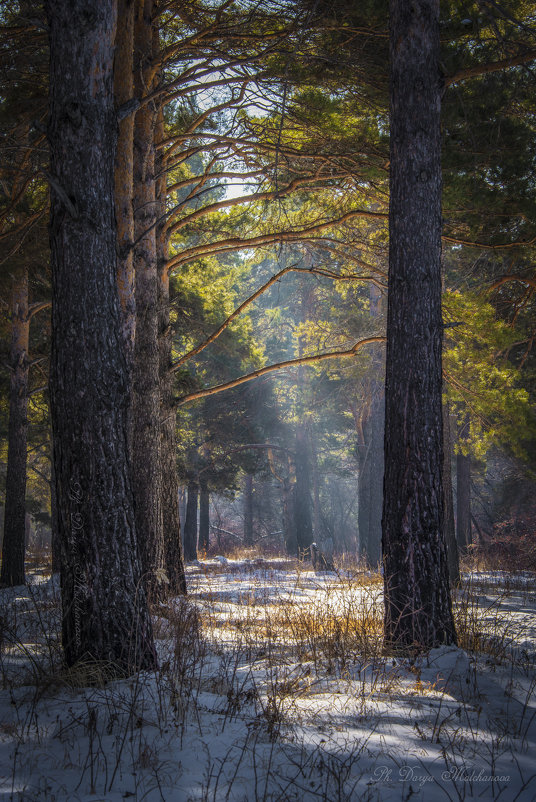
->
<box><xmin>0</xmin><ymin>557</ymin><xmax>535</xmax><ymax>801</ymax></box>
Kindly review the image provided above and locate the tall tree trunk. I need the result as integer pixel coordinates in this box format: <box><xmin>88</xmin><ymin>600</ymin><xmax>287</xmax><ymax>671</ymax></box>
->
<box><xmin>156</xmin><ymin>100</ymin><xmax>187</xmax><ymax>595</ymax></box>
<box><xmin>114</xmin><ymin>0</ymin><xmax>136</xmax><ymax>371</ymax></box>
<box><xmin>244</xmin><ymin>474</ymin><xmax>254</xmax><ymax>546</ymax></box>
<box><xmin>443</xmin><ymin>400</ymin><xmax>460</xmax><ymax>584</ymax></box>
<box><xmin>1</xmin><ymin>269</ymin><xmax>29</xmax><ymax>587</ymax></box>
<box><xmin>199</xmin><ymin>483</ymin><xmax>210</xmax><ymax>553</ymax></box>
<box><xmin>183</xmin><ymin>483</ymin><xmax>198</xmax><ymax>562</ymax></box>
<box><xmin>310</xmin><ymin>431</ymin><xmax>321</xmax><ymax>542</ymax></box>
<box><xmin>45</xmin><ymin>0</ymin><xmax>155</xmax><ymax>671</ymax></box>
<box><xmin>131</xmin><ymin>0</ymin><xmax>166</xmax><ymax>600</ymax></box>
<box><xmin>358</xmin><ymin>284</ymin><xmax>384</xmax><ymax>568</ymax></box>
<box><xmin>283</xmin><ymin>482</ymin><xmax>296</xmax><ymax>555</ymax></box>
<box><xmin>382</xmin><ymin>0</ymin><xmax>456</xmax><ymax>653</ymax></box>
<box><xmin>294</xmin><ymin>422</ymin><xmax>313</xmax><ymax>556</ymax></box>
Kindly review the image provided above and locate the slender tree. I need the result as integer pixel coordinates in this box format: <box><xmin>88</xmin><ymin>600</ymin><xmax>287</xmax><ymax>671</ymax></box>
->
<box><xmin>131</xmin><ymin>0</ymin><xmax>167</xmax><ymax>599</ymax></box>
<box><xmin>1</xmin><ymin>268</ymin><xmax>29</xmax><ymax>586</ymax></box>
<box><xmin>46</xmin><ymin>0</ymin><xmax>155</xmax><ymax>671</ymax></box>
<box><xmin>199</xmin><ymin>481</ymin><xmax>210</xmax><ymax>553</ymax></box>
<box><xmin>243</xmin><ymin>474</ymin><xmax>254</xmax><ymax>547</ymax></box>
<box><xmin>183</xmin><ymin>482</ymin><xmax>198</xmax><ymax>561</ymax></box>
<box><xmin>456</xmin><ymin>415</ymin><xmax>472</xmax><ymax>550</ymax></box>
<box><xmin>382</xmin><ymin>0</ymin><xmax>456</xmax><ymax>653</ymax></box>
<box><xmin>114</xmin><ymin>0</ymin><xmax>136</xmax><ymax>370</ymax></box>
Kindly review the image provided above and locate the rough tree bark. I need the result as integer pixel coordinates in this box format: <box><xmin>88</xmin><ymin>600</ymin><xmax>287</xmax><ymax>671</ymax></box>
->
<box><xmin>1</xmin><ymin>269</ymin><xmax>29</xmax><ymax>587</ymax></box>
<box><xmin>382</xmin><ymin>0</ymin><xmax>456</xmax><ymax>652</ymax></box>
<box><xmin>183</xmin><ymin>482</ymin><xmax>198</xmax><ymax>562</ymax></box>
<box><xmin>131</xmin><ymin>0</ymin><xmax>167</xmax><ymax>599</ymax></box>
<box><xmin>45</xmin><ymin>0</ymin><xmax>155</xmax><ymax>671</ymax></box>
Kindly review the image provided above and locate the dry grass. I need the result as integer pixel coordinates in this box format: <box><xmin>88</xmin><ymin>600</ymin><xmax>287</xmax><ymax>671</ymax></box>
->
<box><xmin>2</xmin><ymin>558</ymin><xmax>535</xmax><ymax>801</ymax></box>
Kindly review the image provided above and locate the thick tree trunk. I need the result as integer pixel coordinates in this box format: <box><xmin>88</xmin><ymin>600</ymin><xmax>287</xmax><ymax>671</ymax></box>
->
<box><xmin>45</xmin><ymin>0</ymin><xmax>155</xmax><ymax>671</ymax></box>
<box><xmin>131</xmin><ymin>0</ymin><xmax>166</xmax><ymax>600</ymax></box>
<box><xmin>443</xmin><ymin>401</ymin><xmax>460</xmax><ymax>584</ymax></box>
<box><xmin>1</xmin><ymin>269</ymin><xmax>29</xmax><ymax>587</ymax></box>
<box><xmin>183</xmin><ymin>483</ymin><xmax>198</xmax><ymax>562</ymax></box>
<box><xmin>382</xmin><ymin>0</ymin><xmax>456</xmax><ymax>653</ymax></box>
<box><xmin>199</xmin><ymin>483</ymin><xmax>210</xmax><ymax>553</ymax></box>
<box><xmin>156</xmin><ymin>102</ymin><xmax>187</xmax><ymax>596</ymax></box>
<box><xmin>114</xmin><ymin>0</ymin><xmax>136</xmax><ymax>370</ymax></box>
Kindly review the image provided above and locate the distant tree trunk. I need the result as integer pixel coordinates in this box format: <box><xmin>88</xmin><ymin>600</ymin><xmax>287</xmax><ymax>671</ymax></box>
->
<box><xmin>358</xmin><ymin>285</ymin><xmax>384</xmax><ymax>568</ymax></box>
<box><xmin>282</xmin><ymin>454</ymin><xmax>296</xmax><ymax>555</ymax></box>
<box><xmin>198</xmin><ymin>483</ymin><xmax>210</xmax><ymax>553</ymax></box>
<box><xmin>358</xmin><ymin>391</ymin><xmax>384</xmax><ymax>568</ymax></box>
<box><xmin>183</xmin><ymin>483</ymin><xmax>198</xmax><ymax>561</ymax></box>
<box><xmin>382</xmin><ymin>0</ymin><xmax>456</xmax><ymax>652</ymax></box>
<box><xmin>294</xmin><ymin>423</ymin><xmax>313</xmax><ymax>556</ymax></box>
<box><xmin>456</xmin><ymin>452</ymin><xmax>472</xmax><ymax>550</ymax></box>
<box><xmin>131</xmin><ymin>0</ymin><xmax>166</xmax><ymax>600</ymax></box>
<box><xmin>50</xmin><ymin>449</ymin><xmax>60</xmax><ymax>573</ymax></box>
<box><xmin>443</xmin><ymin>401</ymin><xmax>460</xmax><ymax>584</ymax></box>
<box><xmin>244</xmin><ymin>474</ymin><xmax>254</xmax><ymax>546</ymax></box>
<box><xmin>310</xmin><ymin>433</ymin><xmax>321</xmax><ymax>542</ymax></box>
<box><xmin>156</xmin><ymin>100</ymin><xmax>186</xmax><ymax>595</ymax></box>
<box><xmin>179</xmin><ymin>487</ymin><xmax>187</xmax><ymax>530</ymax></box>
<box><xmin>46</xmin><ymin>0</ymin><xmax>155</xmax><ymax>671</ymax></box>
<box><xmin>114</xmin><ymin>0</ymin><xmax>136</xmax><ymax>372</ymax></box>
<box><xmin>1</xmin><ymin>269</ymin><xmax>29</xmax><ymax>587</ymax></box>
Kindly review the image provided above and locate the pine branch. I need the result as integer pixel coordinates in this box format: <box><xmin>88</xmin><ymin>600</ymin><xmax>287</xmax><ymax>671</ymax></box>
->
<box><xmin>175</xmin><ymin>336</ymin><xmax>385</xmax><ymax>406</ymax></box>
<box><xmin>171</xmin><ymin>265</ymin><xmax>382</xmax><ymax>371</ymax></box>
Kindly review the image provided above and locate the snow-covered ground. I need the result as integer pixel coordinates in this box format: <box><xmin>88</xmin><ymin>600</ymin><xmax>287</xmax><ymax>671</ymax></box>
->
<box><xmin>1</xmin><ymin>560</ymin><xmax>535</xmax><ymax>801</ymax></box>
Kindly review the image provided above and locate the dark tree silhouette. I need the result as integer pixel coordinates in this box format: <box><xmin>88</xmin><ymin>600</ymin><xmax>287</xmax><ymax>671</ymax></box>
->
<box><xmin>382</xmin><ymin>0</ymin><xmax>456</xmax><ymax>653</ymax></box>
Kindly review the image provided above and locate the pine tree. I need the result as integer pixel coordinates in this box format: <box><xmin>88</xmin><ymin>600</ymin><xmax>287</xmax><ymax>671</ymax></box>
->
<box><xmin>382</xmin><ymin>0</ymin><xmax>456</xmax><ymax>653</ymax></box>
<box><xmin>45</xmin><ymin>0</ymin><xmax>155</xmax><ymax>671</ymax></box>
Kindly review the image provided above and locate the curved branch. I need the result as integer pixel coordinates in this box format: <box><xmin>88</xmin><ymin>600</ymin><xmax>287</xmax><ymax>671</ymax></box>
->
<box><xmin>167</xmin><ymin>208</ymin><xmax>387</xmax><ymax>272</ymax></box>
<box><xmin>171</xmin><ymin>265</ymin><xmax>382</xmax><ymax>371</ymax></box>
<box><xmin>445</xmin><ymin>49</ymin><xmax>536</xmax><ymax>87</ymax></box>
<box><xmin>487</xmin><ymin>274</ymin><xmax>536</xmax><ymax>292</ymax></box>
<box><xmin>442</xmin><ymin>233</ymin><xmax>536</xmax><ymax>250</ymax></box>
<box><xmin>175</xmin><ymin>336</ymin><xmax>385</xmax><ymax>406</ymax></box>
